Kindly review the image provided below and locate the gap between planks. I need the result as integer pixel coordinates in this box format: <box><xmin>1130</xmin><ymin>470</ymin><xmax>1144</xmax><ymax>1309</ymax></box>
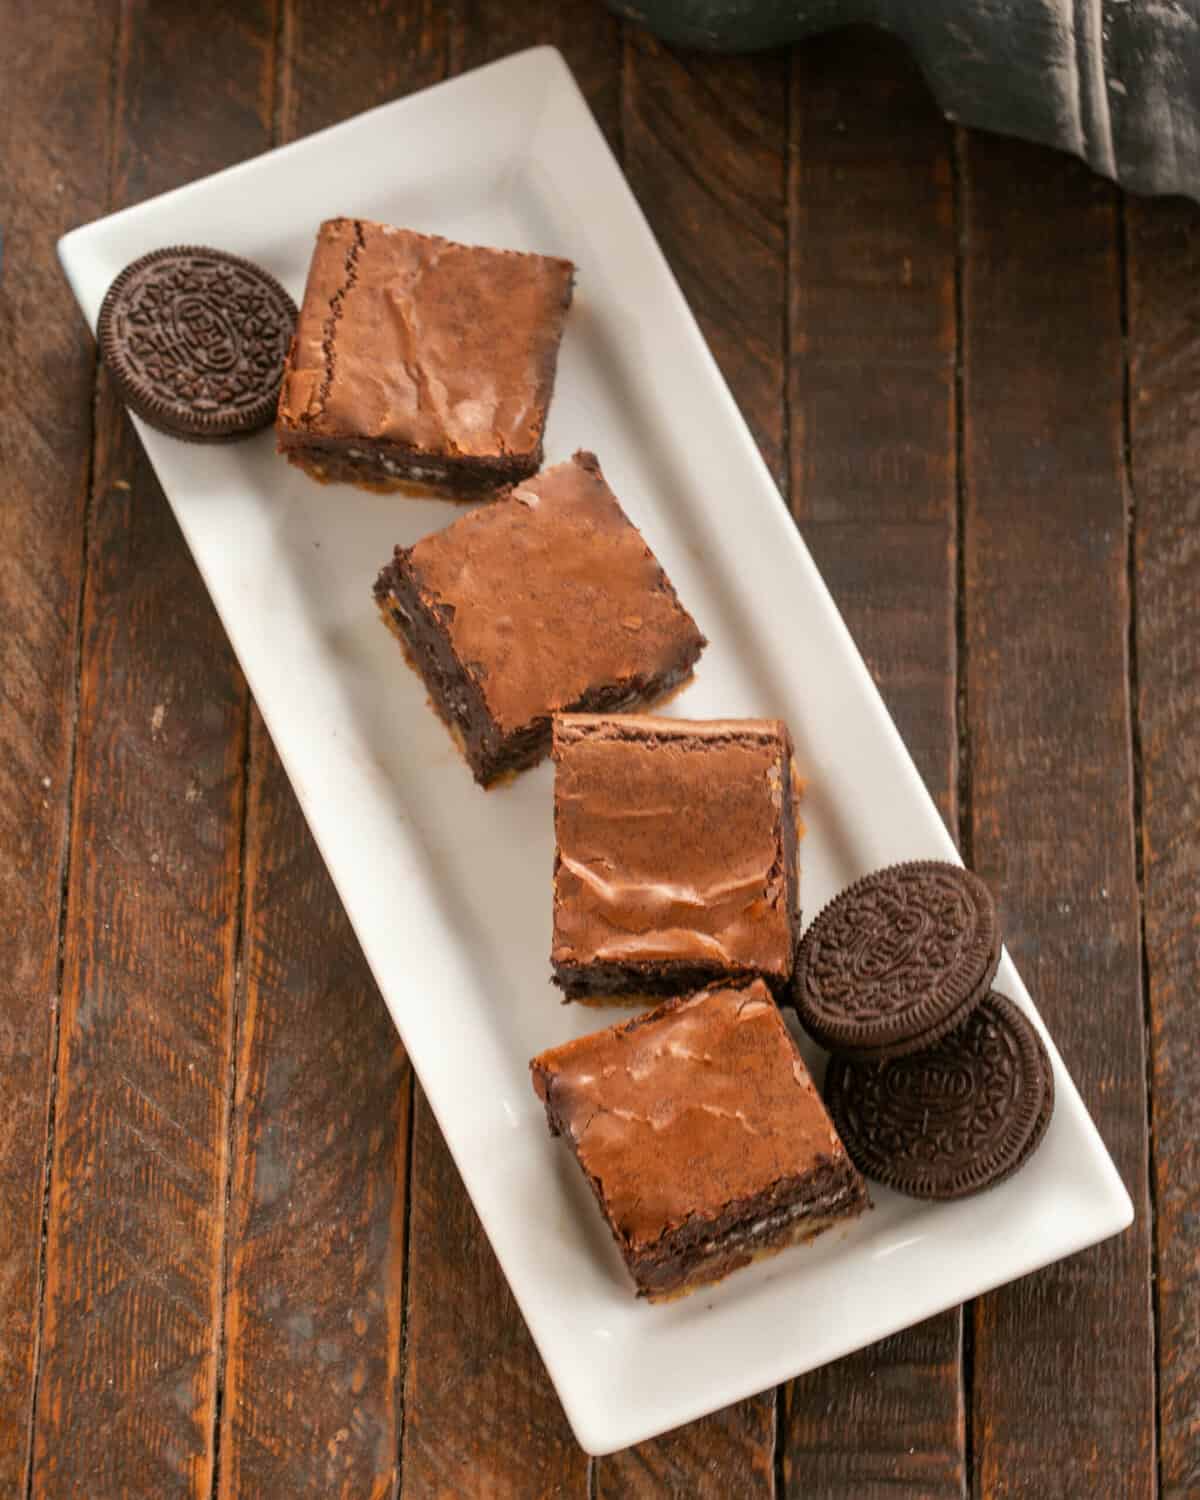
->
<box><xmin>20</xmin><ymin>5</ymin><xmax>127</xmax><ymax>1493</ymax></box>
<box><xmin>19</xmin><ymin>290</ymin><xmax>94</xmax><ymax>1500</ymax></box>
<box><xmin>207</xmin><ymin>4</ymin><xmax>286</xmax><ymax>1493</ymax></box>
<box><xmin>950</xmin><ymin>122</ymin><xmax>975</xmax><ymax>1500</ymax></box>
<box><xmin>1116</xmin><ymin>189</ymin><xmax>1164</xmax><ymax>1500</ymax></box>
<box><xmin>207</xmin><ymin>702</ymin><xmax>254</xmax><ymax>1500</ymax></box>
<box><xmin>392</xmin><ymin>10</ymin><xmax>453</xmax><ymax>1496</ymax></box>
<box><xmin>773</xmin><ymin>44</ymin><xmax>797</xmax><ymax>1497</ymax></box>
<box><xmin>388</xmin><ymin>1070</ymin><xmax>418</xmax><ymax>1500</ymax></box>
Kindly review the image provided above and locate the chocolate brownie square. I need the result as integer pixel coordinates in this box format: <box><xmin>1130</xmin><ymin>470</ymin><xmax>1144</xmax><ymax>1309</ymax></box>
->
<box><xmin>530</xmin><ymin>981</ymin><xmax>869</xmax><ymax>1300</ymax></box>
<box><xmin>373</xmin><ymin>452</ymin><xmax>706</xmax><ymax>785</ymax></box>
<box><xmin>277</xmin><ymin>219</ymin><xmax>573</xmax><ymax>495</ymax></box>
<box><xmin>551</xmin><ymin>713</ymin><xmax>801</xmax><ymax>999</ymax></box>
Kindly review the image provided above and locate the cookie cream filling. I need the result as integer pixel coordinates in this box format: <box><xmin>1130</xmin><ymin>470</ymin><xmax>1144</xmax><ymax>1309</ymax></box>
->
<box><xmin>696</xmin><ymin>1182</ymin><xmax>862</xmax><ymax>1258</ymax></box>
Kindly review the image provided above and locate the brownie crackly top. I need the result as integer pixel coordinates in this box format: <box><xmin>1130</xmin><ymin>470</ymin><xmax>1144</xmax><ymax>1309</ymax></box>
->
<box><xmin>552</xmin><ymin>715</ymin><xmax>796</xmax><ymax>979</ymax></box>
<box><xmin>531</xmin><ymin>983</ymin><xmax>849</xmax><ymax>1249</ymax></box>
<box><xmin>277</xmin><ymin>218</ymin><xmax>574</xmax><ymax>460</ymax></box>
<box><xmin>392</xmin><ymin>453</ymin><xmax>705</xmax><ymax>737</ymax></box>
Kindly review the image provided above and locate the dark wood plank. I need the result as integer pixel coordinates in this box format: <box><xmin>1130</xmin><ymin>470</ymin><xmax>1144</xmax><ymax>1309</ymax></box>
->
<box><xmin>594</xmin><ymin>1403</ymin><xmax>776</xmax><ymax>1500</ymax></box>
<box><xmin>1126</xmin><ymin>193</ymin><xmax>1200</xmax><ymax>1499</ymax></box>
<box><xmin>277</xmin><ymin>0</ymin><xmax>448</xmax><ymax>143</ymax></box>
<box><xmin>786</xmin><ymin>28</ymin><xmax>960</xmax><ymax>825</ymax></box>
<box><xmin>623</xmin><ymin>30</ymin><xmax>789</xmax><ymax>487</ymax></box>
<box><xmin>961</xmin><ymin>133</ymin><xmax>1154</xmax><ymax>1498</ymax></box>
<box><xmin>28</xmin><ymin>2</ymin><xmax>274</xmax><ymax>1493</ymax></box>
<box><xmin>783</xmin><ymin>1319</ymin><xmax>964</xmax><ymax>1500</ymax></box>
<box><xmin>31</xmin><ymin>393</ymin><xmax>246</xmax><ymax>1498</ymax></box>
<box><xmin>0</xmin><ymin>2</ymin><xmax>119</xmax><ymax>1491</ymax></box>
<box><xmin>395</xmin><ymin>11</ymin><xmax>608</xmax><ymax>1495</ymax></box>
<box><xmin>780</xmin><ymin>30</ymin><xmax>963</xmax><ymax>1499</ymax></box>
<box><xmin>401</xmin><ymin>1094</ymin><xmax>588</xmax><ymax>1498</ymax></box>
<box><xmin>217</xmin><ymin>713</ymin><xmax>410</xmax><ymax>1500</ymax></box>
<box><xmin>590</xmin><ymin>30</ymin><xmax>790</xmax><ymax>1496</ymax></box>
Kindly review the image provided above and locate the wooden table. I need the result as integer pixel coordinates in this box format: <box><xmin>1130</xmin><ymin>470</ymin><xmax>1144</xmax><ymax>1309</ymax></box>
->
<box><xmin>3</xmin><ymin>3</ymin><xmax>1196</xmax><ymax>1496</ymax></box>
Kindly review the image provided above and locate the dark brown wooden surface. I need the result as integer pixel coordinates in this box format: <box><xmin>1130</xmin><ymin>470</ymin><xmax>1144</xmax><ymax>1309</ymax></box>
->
<box><xmin>961</xmin><ymin>134</ymin><xmax>1154</xmax><ymax>1498</ymax></box>
<box><xmin>29</xmin><ymin>1</ymin><xmax>267</xmax><ymax>1493</ymax></box>
<box><xmin>0</xmin><ymin>3</ymin><xmax>118</xmax><ymax>1492</ymax></box>
<box><xmin>219</xmin><ymin>711</ymin><xmax>411</xmax><ymax>1500</ymax></box>
<box><xmin>1126</xmin><ymin>193</ymin><xmax>1200</xmax><ymax>1500</ymax></box>
<box><xmin>1</xmin><ymin>5</ymin><xmax>1194</xmax><ymax>1497</ymax></box>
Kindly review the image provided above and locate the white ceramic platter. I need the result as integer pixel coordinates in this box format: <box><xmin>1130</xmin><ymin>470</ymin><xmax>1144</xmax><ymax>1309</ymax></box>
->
<box><xmin>59</xmin><ymin>46</ymin><xmax>1132</xmax><ymax>1456</ymax></box>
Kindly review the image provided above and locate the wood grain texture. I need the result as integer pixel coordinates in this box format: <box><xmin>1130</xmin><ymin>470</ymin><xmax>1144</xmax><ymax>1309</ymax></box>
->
<box><xmin>594</xmin><ymin>1402</ymin><xmax>775</xmax><ymax>1500</ymax></box>
<box><xmin>5</xmin><ymin>12</ymin><xmax>1184</xmax><ymax>1500</ymax></box>
<box><xmin>780</xmin><ymin>30</ymin><xmax>963</xmax><ymax>1499</ymax></box>
<box><xmin>1126</xmin><ymin>193</ymin><xmax>1200</xmax><ymax>1499</ymax></box>
<box><xmin>400</xmin><ymin>1091</ymin><xmax>587</xmax><ymax>1499</ymax></box>
<box><xmin>787</xmin><ymin>28</ymin><xmax>959</xmax><ymax>826</ymax></box>
<box><xmin>277</xmin><ymin>0</ymin><xmax>448</xmax><ymax>144</ymax></box>
<box><xmin>623</xmin><ymin>29</ymin><xmax>789</xmax><ymax>487</ymax></box>
<box><xmin>0</xmin><ymin>1</ymin><xmax>118</xmax><ymax>1491</ymax></box>
<box><xmin>31</xmin><ymin>389</ymin><xmax>246</xmax><ymax>1499</ymax></box>
<box><xmin>392</xmin><ymin>7</ymin><xmax>614</xmax><ymax>1495</ymax></box>
<box><xmin>28</xmin><ymin>2</ymin><xmax>274</xmax><ymax>1493</ymax></box>
<box><xmin>783</xmin><ymin>1317</ymin><xmax>965</xmax><ymax>1500</ymax></box>
<box><xmin>217</xmin><ymin>713</ymin><xmax>410</xmax><ymax>1500</ymax></box>
<box><xmin>961</xmin><ymin>133</ymin><xmax>1154</xmax><ymax>1499</ymax></box>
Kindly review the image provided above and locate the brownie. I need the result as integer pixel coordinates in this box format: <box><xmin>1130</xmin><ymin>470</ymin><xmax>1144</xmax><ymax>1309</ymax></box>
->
<box><xmin>551</xmin><ymin>713</ymin><xmax>801</xmax><ymax>1000</ymax></box>
<box><xmin>373</xmin><ymin>451</ymin><xmax>706</xmax><ymax>785</ymax></box>
<box><xmin>277</xmin><ymin>219</ymin><xmax>574</xmax><ymax>495</ymax></box>
<box><xmin>530</xmin><ymin>982</ymin><xmax>869</xmax><ymax>1300</ymax></box>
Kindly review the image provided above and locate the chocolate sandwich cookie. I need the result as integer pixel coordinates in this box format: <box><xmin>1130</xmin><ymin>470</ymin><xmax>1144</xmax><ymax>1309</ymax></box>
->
<box><xmin>98</xmin><ymin>246</ymin><xmax>296</xmax><ymax>442</ymax></box>
<box><xmin>793</xmin><ymin>860</ymin><xmax>1000</xmax><ymax>1060</ymax></box>
<box><xmin>824</xmin><ymin>992</ymin><xmax>1055</xmax><ymax>1200</ymax></box>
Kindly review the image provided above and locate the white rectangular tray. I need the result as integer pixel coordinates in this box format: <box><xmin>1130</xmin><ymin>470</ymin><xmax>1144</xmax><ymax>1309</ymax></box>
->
<box><xmin>59</xmin><ymin>46</ymin><xmax>1131</xmax><ymax>1456</ymax></box>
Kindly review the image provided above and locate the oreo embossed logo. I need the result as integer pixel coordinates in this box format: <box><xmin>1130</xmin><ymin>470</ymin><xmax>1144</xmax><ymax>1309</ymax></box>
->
<box><xmin>98</xmin><ymin>246</ymin><xmax>297</xmax><ymax>442</ymax></box>
<box><xmin>886</xmin><ymin>1059</ymin><xmax>975</xmax><ymax>1106</ymax></box>
<box><xmin>793</xmin><ymin>861</ymin><xmax>1001</xmax><ymax>1060</ymax></box>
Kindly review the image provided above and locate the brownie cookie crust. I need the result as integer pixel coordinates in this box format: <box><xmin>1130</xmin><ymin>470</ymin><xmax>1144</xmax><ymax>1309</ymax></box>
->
<box><xmin>551</xmin><ymin>714</ymin><xmax>800</xmax><ymax>998</ymax></box>
<box><xmin>374</xmin><ymin>452</ymin><xmax>706</xmax><ymax>783</ymax></box>
<box><xmin>277</xmin><ymin>219</ymin><xmax>573</xmax><ymax>492</ymax></box>
<box><xmin>531</xmin><ymin>982</ymin><xmax>868</xmax><ymax>1298</ymax></box>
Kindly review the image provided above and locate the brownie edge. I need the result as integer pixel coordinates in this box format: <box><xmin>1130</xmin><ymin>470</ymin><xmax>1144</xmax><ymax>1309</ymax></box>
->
<box><xmin>530</xmin><ymin>983</ymin><xmax>868</xmax><ymax>1300</ymax></box>
<box><xmin>550</xmin><ymin>714</ymin><xmax>801</xmax><ymax>998</ymax></box>
<box><xmin>278</xmin><ymin>219</ymin><xmax>575</xmax><ymax>497</ymax></box>
<box><xmin>373</xmin><ymin>452</ymin><xmax>707</xmax><ymax>785</ymax></box>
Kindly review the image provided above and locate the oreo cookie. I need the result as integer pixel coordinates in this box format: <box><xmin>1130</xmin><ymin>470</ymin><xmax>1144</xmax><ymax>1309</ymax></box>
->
<box><xmin>98</xmin><ymin>246</ymin><xmax>296</xmax><ymax>442</ymax></box>
<box><xmin>793</xmin><ymin>860</ymin><xmax>1000</xmax><ymax>1061</ymax></box>
<box><xmin>824</xmin><ymin>992</ymin><xmax>1055</xmax><ymax>1200</ymax></box>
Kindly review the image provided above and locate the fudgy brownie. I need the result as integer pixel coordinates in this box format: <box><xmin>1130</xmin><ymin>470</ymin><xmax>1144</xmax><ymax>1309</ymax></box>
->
<box><xmin>530</xmin><ymin>982</ymin><xmax>869</xmax><ymax>1300</ymax></box>
<box><xmin>373</xmin><ymin>452</ymin><xmax>706</xmax><ymax>785</ymax></box>
<box><xmin>277</xmin><ymin>219</ymin><xmax>574</xmax><ymax>495</ymax></box>
<box><xmin>551</xmin><ymin>713</ymin><xmax>801</xmax><ymax>999</ymax></box>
